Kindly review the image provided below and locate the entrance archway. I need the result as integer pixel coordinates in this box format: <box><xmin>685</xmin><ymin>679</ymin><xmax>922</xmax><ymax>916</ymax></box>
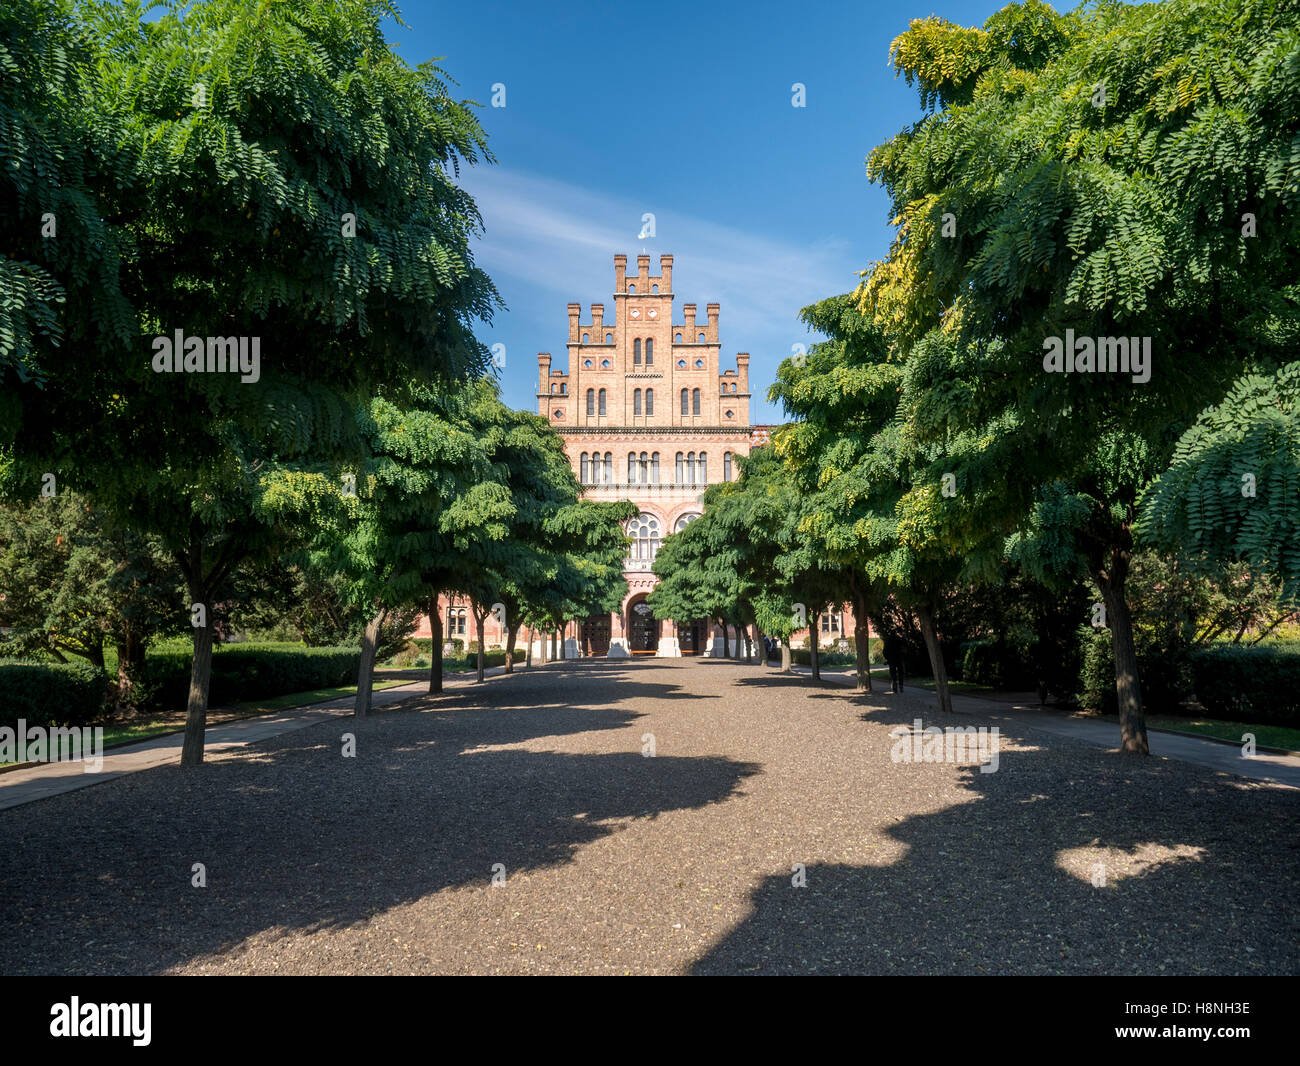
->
<box><xmin>627</xmin><ymin>598</ymin><xmax>659</xmax><ymax>653</ymax></box>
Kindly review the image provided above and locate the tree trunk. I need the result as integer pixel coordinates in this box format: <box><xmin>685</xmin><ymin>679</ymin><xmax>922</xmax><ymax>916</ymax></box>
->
<box><xmin>474</xmin><ymin>606</ymin><xmax>486</xmax><ymax>683</ymax></box>
<box><xmin>428</xmin><ymin>594</ymin><xmax>443</xmax><ymax>694</ymax></box>
<box><xmin>115</xmin><ymin>630</ymin><xmax>148</xmax><ymax>711</ymax></box>
<box><xmin>526</xmin><ymin>626</ymin><xmax>534</xmax><ymax>668</ymax></box>
<box><xmin>505</xmin><ymin>625</ymin><xmax>519</xmax><ymax>673</ymax></box>
<box><xmin>1095</xmin><ymin>565</ymin><xmax>1149</xmax><ymax>755</ymax></box>
<box><xmin>180</xmin><ymin>600</ymin><xmax>214</xmax><ymax>767</ymax></box>
<box><xmin>915</xmin><ymin>601</ymin><xmax>952</xmax><ymax>716</ymax></box>
<box><xmin>810</xmin><ymin>611</ymin><xmax>821</xmax><ymax>681</ymax></box>
<box><xmin>853</xmin><ymin>593</ymin><xmax>873</xmax><ymax>692</ymax></box>
<box><xmin>720</xmin><ymin>619</ymin><xmax>730</xmax><ymax>658</ymax></box>
<box><xmin>781</xmin><ymin>639</ymin><xmax>791</xmax><ymax>673</ymax></box>
<box><xmin>354</xmin><ymin>607</ymin><xmax>385</xmax><ymax>717</ymax></box>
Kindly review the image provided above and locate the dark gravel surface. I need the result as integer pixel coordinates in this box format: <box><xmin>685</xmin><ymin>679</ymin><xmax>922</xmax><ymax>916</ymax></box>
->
<box><xmin>1</xmin><ymin>659</ymin><xmax>1297</xmax><ymax>975</ymax></box>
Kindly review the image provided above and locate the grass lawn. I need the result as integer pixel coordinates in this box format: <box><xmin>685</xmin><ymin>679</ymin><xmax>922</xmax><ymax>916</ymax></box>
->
<box><xmin>1145</xmin><ymin>715</ymin><xmax>1300</xmax><ymax>753</ymax></box>
<box><xmin>1</xmin><ymin>679</ymin><xmax>410</xmax><ymax>765</ymax></box>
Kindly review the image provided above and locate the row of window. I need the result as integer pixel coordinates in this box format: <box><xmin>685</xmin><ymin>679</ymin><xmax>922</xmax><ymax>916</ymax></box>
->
<box><xmin>579</xmin><ymin>451</ymin><xmax>735</xmax><ymax>485</ymax></box>
<box><xmin>584</xmin><ymin>388</ymin><xmax>708</xmax><ymax>416</ymax></box>
<box><xmin>555</xmin><ymin>381</ymin><xmax>735</xmax><ymax>398</ymax></box>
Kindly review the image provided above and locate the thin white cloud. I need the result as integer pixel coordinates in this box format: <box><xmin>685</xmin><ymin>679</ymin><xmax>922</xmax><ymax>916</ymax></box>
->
<box><xmin>461</xmin><ymin>167</ymin><xmax>862</xmax><ymax>365</ymax></box>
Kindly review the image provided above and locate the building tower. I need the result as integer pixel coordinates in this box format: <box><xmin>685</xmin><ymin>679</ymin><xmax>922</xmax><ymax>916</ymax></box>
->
<box><xmin>538</xmin><ymin>253</ymin><xmax>753</xmax><ymax>656</ymax></box>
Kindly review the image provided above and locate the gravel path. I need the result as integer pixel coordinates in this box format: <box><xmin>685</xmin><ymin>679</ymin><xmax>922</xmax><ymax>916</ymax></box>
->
<box><xmin>2</xmin><ymin>659</ymin><xmax>1296</xmax><ymax>975</ymax></box>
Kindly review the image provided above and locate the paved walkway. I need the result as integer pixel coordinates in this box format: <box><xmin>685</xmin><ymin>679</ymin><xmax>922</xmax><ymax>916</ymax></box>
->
<box><xmin>791</xmin><ymin>665</ymin><xmax>1300</xmax><ymax>789</ymax></box>
<box><xmin>0</xmin><ymin>667</ymin><xmax>507</xmax><ymax>811</ymax></box>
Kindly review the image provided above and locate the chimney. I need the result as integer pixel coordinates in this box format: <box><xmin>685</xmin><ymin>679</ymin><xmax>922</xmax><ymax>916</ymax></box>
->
<box><xmin>659</xmin><ymin>254</ymin><xmax>673</xmax><ymax>291</ymax></box>
<box><xmin>736</xmin><ymin>353</ymin><xmax>749</xmax><ymax>390</ymax></box>
<box><xmin>567</xmin><ymin>303</ymin><xmax>580</xmax><ymax>343</ymax></box>
<box><xmin>637</xmin><ymin>254</ymin><xmax>650</xmax><ymax>285</ymax></box>
<box><xmin>706</xmin><ymin>303</ymin><xmax>719</xmax><ymax>340</ymax></box>
<box><xmin>683</xmin><ymin>303</ymin><xmax>696</xmax><ymax>334</ymax></box>
<box><xmin>591</xmin><ymin>303</ymin><xmax>604</xmax><ymax>335</ymax></box>
<box><xmin>614</xmin><ymin>254</ymin><xmax>627</xmax><ymax>292</ymax></box>
<box><xmin>538</xmin><ymin>352</ymin><xmax>552</xmax><ymax>392</ymax></box>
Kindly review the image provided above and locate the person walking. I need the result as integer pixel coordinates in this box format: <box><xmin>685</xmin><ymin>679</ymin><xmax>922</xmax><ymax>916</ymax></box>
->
<box><xmin>882</xmin><ymin>629</ymin><xmax>905</xmax><ymax>694</ymax></box>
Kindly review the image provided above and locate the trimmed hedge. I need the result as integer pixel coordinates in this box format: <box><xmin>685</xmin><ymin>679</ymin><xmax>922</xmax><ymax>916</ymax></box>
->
<box><xmin>0</xmin><ymin>660</ymin><xmax>108</xmax><ymax>730</ymax></box>
<box><xmin>791</xmin><ymin>649</ymin><xmax>858</xmax><ymax>668</ymax></box>
<box><xmin>146</xmin><ymin>643</ymin><xmax>361</xmax><ymax>708</ymax></box>
<box><xmin>467</xmin><ymin>649</ymin><xmax>526</xmax><ymax>668</ymax></box>
<box><xmin>1190</xmin><ymin>644</ymin><xmax>1300</xmax><ymax>725</ymax></box>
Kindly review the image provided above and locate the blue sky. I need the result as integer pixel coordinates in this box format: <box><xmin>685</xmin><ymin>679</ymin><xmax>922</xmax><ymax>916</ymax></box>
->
<box><xmin>387</xmin><ymin>0</ymin><xmax>1030</xmax><ymax>423</ymax></box>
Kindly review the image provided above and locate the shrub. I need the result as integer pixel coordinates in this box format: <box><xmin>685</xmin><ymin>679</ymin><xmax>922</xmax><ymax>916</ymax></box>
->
<box><xmin>1076</xmin><ymin>627</ymin><xmax>1117</xmax><ymax>714</ymax></box>
<box><xmin>0</xmin><ymin>660</ymin><xmax>108</xmax><ymax>730</ymax></box>
<box><xmin>959</xmin><ymin>640</ymin><xmax>1036</xmax><ymax>690</ymax></box>
<box><xmin>790</xmin><ymin>649</ymin><xmax>859</xmax><ymax>668</ymax></box>
<box><xmin>145</xmin><ymin>643</ymin><xmax>361</xmax><ymax>709</ymax></box>
<box><xmin>1190</xmin><ymin>644</ymin><xmax>1300</xmax><ymax>725</ymax></box>
<box><xmin>466</xmin><ymin>649</ymin><xmax>526</xmax><ymax>668</ymax></box>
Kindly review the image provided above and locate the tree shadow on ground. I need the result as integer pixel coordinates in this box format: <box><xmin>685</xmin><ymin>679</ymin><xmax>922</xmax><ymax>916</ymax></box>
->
<box><xmin>691</xmin><ymin>691</ymin><xmax>1300</xmax><ymax>975</ymax></box>
<box><xmin>0</xmin><ymin>667</ymin><xmax>755</xmax><ymax>975</ymax></box>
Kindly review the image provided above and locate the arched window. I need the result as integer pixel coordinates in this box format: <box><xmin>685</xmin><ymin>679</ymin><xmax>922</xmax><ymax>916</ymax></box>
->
<box><xmin>447</xmin><ymin>606</ymin><xmax>468</xmax><ymax>636</ymax></box>
<box><xmin>628</xmin><ymin>452</ymin><xmax>637</xmax><ymax>483</ymax></box>
<box><xmin>723</xmin><ymin>452</ymin><xmax>732</xmax><ymax>482</ymax></box>
<box><xmin>675</xmin><ymin>452</ymin><xmax>684</xmax><ymax>483</ymax></box>
<box><xmin>581</xmin><ymin>452</ymin><xmax>589</xmax><ymax>483</ymax></box>
<box><xmin>680</xmin><ymin>389</ymin><xmax>688</xmax><ymax>416</ymax></box>
<box><xmin>561</xmin><ymin>382</ymin><xmax>567</xmax><ymax>394</ymax></box>
<box><xmin>645</xmin><ymin>338</ymin><xmax>653</xmax><ymax>365</ymax></box>
<box><xmin>605</xmin><ymin>333</ymin><xmax>612</xmax><ymax>343</ymax></box>
<box><xmin>634</xmin><ymin>388</ymin><xmax>642</xmax><ymax>415</ymax></box>
<box><xmin>629</xmin><ymin>513</ymin><xmax>661</xmax><ymax>562</ymax></box>
<box><xmin>698</xmin><ymin>452</ymin><xmax>707</xmax><ymax>483</ymax></box>
<box><xmin>651</xmin><ymin>452</ymin><xmax>660</xmax><ymax>483</ymax></box>
<box><xmin>674</xmin><ymin>513</ymin><xmax>699</xmax><ymax>532</ymax></box>
<box><xmin>698</xmin><ymin>332</ymin><xmax>705</xmax><ymax>342</ymax></box>
<box><xmin>675</xmin><ymin>332</ymin><xmax>682</xmax><ymax>342</ymax></box>
<box><xmin>582</xmin><ymin>332</ymin><xmax>589</xmax><ymax>343</ymax></box>
<box><xmin>692</xmin><ymin>388</ymin><xmax>701</xmax><ymax>415</ymax></box>
<box><xmin>686</xmin><ymin>451</ymin><xmax>696</xmax><ymax>485</ymax></box>
<box><xmin>604</xmin><ymin>452</ymin><xmax>613</xmax><ymax>483</ymax></box>
<box><xmin>550</xmin><ymin>383</ymin><xmax>557</xmax><ymax>393</ymax></box>
<box><xmin>634</xmin><ymin>338</ymin><xmax>642</xmax><ymax>365</ymax></box>
<box><xmin>639</xmin><ymin>451</ymin><xmax>649</xmax><ymax>482</ymax></box>
<box><xmin>586</xmin><ymin>389</ymin><xmax>595</xmax><ymax>416</ymax></box>
<box><xmin>652</xmin><ymin>284</ymin><xmax>659</xmax><ymax>293</ymax></box>
<box><xmin>598</xmin><ymin>388</ymin><xmax>607</xmax><ymax>416</ymax></box>
<box><xmin>645</xmin><ymin>388</ymin><xmax>654</xmax><ymax>415</ymax></box>
<box><xmin>628</xmin><ymin>283</ymin><xmax>636</xmax><ymax>293</ymax></box>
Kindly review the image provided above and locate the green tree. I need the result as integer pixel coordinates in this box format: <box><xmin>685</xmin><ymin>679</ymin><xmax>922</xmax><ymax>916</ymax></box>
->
<box><xmin>3</xmin><ymin>0</ymin><xmax>502</xmax><ymax>761</ymax></box>
<box><xmin>857</xmin><ymin>0</ymin><xmax>1300</xmax><ymax>751</ymax></box>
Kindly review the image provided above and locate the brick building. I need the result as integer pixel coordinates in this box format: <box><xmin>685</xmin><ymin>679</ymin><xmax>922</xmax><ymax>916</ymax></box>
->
<box><xmin>419</xmin><ymin>253</ymin><xmax>861</xmax><ymax>657</ymax></box>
